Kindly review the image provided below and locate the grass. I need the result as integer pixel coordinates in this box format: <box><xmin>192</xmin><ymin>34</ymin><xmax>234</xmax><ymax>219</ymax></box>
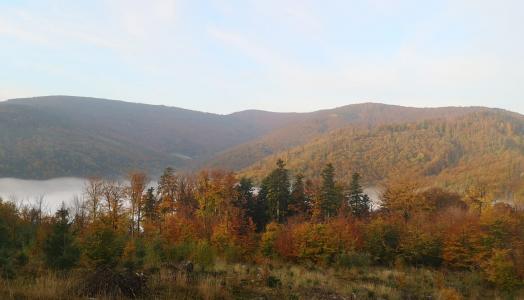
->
<box><xmin>1</xmin><ymin>262</ymin><xmax>524</xmax><ymax>299</ymax></box>
<box><xmin>0</xmin><ymin>272</ymin><xmax>80</xmax><ymax>299</ymax></box>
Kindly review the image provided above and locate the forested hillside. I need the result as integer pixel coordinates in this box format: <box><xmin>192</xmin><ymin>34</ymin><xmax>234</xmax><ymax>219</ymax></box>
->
<box><xmin>241</xmin><ymin>110</ymin><xmax>524</xmax><ymax>200</ymax></box>
<box><xmin>0</xmin><ymin>96</ymin><xmax>298</xmax><ymax>178</ymax></box>
<box><xmin>2</xmin><ymin>97</ymin><xmax>524</xmax><ymax>299</ymax></box>
<box><xmin>0</xmin><ymin>96</ymin><xmax>490</xmax><ymax>179</ymax></box>
<box><xmin>207</xmin><ymin>103</ymin><xmax>486</xmax><ymax>170</ymax></box>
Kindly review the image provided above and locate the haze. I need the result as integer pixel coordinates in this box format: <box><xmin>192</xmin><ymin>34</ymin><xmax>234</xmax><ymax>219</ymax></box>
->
<box><xmin>0</xmin><ymin>177</ymin><xmax>85</xmax><ymax>213</ymax></box>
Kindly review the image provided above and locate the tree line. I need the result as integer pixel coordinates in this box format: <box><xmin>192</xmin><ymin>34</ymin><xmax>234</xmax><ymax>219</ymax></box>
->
<box><xmin>1</xmin><ymin>160</ymin><xmax>523</xmax><ymax>295</ymax></box>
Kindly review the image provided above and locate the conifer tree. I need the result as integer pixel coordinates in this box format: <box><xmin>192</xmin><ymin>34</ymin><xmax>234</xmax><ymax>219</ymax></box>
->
<box><xmin>319</xmin><ymin>163</ymin><xmax>341</xmax><ymax>219</ymax></box>
<box><xmin>235</xmin><ymin>177</ymin><xmax>254</xmax><ymax>210</ymax></box>
<box><xmin>260</xmin><ymin>159</ymin><xmax>290</xmax><ymax>223</ymax></box>
<box><xmin>157</xmin><ymin>167</ymin><xmax>178</xmax><ymax>214</ymax></box>
<box><xmin>235</xmin><ymin>177</ymin><xmax>263</xmax><ymax>233</ymax></box>
<box><xmin>347</xmin><ymin>172</ymin><xmax>370</xmax><ymax>217</ymax></box>
<box><xmin>43</xmin><ymin>204</ymin><xmax>80</xmax><ymax>270</ymax></box>
<box><xmin>289</xmin><ymin>173</ymin><xmax>308</xmax><ymax>216</ymax></box>
<box><xmin>143</xmin><ymin>187</ymin><xmax>158</xmax><ymax>224</ymax></box>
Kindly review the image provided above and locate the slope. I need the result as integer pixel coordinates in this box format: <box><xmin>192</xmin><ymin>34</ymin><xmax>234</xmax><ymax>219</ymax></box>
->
<box><xmin>209</xmin><ymin>103</ymin><xmax>486</xmax><ymax>170</ymax></box>
<box><xmin>240</xmin><ymin>110</ymin><xmax>524</xmax><ymax>199</ymax></box>
<box><xmin>0</xmin><ymin>96</ymin><xmax>298</xmax><ymax>178</ymax></box>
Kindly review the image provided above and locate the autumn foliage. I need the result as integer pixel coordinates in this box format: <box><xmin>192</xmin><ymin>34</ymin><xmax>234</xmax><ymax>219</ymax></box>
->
<box><xmin>1</xmin><ymin>160</ymin><xmax>524</xmax><ymax>297</ymax></box>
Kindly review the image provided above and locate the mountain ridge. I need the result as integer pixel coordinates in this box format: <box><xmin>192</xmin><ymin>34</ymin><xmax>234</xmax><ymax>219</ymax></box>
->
<box><xmin>206</xmin><ymin>103</ymin><xmax>491</xmax><ymax>170</ymax></box>
<box><xmin>1</xmin><ymin>95</ymin><xmax>521</xmax><ymax>185</ymax></box>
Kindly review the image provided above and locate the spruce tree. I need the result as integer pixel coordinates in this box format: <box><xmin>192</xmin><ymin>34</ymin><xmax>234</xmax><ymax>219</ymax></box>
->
<box><xmin>347</xmin><ymin>172</ymin><xmax>370</xmax><ymax>217</ymax></box>
<box><xmin>320</xmin><ymin>163</ymin><xmax>341</xmax><ymax>219</ymax></box>
<box><xmin>289</xmin><ymin>173</ymin><xmax>308</xmax><ymax>216</ymax></box>
<box><xmin>43</xmin><ymin>204</ymin><xmax>80</xmax><ymax>270</ymax></box>
<box><xmin>260</xmin><ymin>159</ymin><xmax>290</xmax><ymax>223</ymax></box>
<box><xmin>143</xmin><ymin>187</ymin><xmax>158</xmax><ymax>223</ymax></box>
<box><xmin>253</xmin><ymin>179</ymin><xmax>270</xmax><ymax>232</ymax></box>
<box><xmin>157</xmin><ymin>167</ymin><xmax>178</xmax><ymax>213</ymax></box>
<box><xmin>235</xmin><ymin>177</ymin><xmax>254</xmax><ymax>210</ymax></box>
<box><xmin>236</xmin><ymin>177</ymin><xmax>263</xmax><ymax>229</ymax></box>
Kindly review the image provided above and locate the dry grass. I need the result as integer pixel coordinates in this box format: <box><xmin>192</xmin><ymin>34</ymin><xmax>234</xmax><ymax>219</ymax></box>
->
<box><xmin>2</xmin><ymin>264</ymin><xmax>523</xmax><ymax>299</ymax></box>
<box><xmin>0</xmin><ymin>272</ymin><xmax>79</xmax><ymax>299</ymax></box>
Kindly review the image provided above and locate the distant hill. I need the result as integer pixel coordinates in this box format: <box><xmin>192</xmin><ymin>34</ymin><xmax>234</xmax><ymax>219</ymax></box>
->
<box><xmin>207</xmin><ymin>103</ymin><xmax>486</xmax><ymax>170</ymax></box>
<box><xmin>240</xmin><ymin>110</ymin><xmax>524</xmax><ymax>199</ymax></box>
<box><xmin>0</xmin><ymin>96</ymin><xmax>296</xmax><ymax>178</ymax></box>
<box><xmin>0</xmin><ymin>96</ymin><xmax>516</xmax><ymax>187</ymax></box>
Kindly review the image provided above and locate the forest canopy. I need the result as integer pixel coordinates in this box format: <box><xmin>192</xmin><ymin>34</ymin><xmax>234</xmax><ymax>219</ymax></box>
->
<box><xmin>1</xmin><ymin>162</ymin><xmax>524</xmax><ymax>299</ymax></box>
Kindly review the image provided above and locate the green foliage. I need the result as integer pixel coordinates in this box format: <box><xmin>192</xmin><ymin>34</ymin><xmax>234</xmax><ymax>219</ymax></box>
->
<box><xmin>0</xmin><ymin>199</ymin><xmax>30</xmax><ymax>278</ymax></box>
<box><xmin>192</xmin><ymin>241</ymin><xmax>215</xmax><ymax>270</ymax></box>
<box><xmin>347</xmin><ymin>172</ymin><xmax>370</xmax><ymax>217</ymax></box>
<box><xmin>143</xmin><ymin>236</ymin><xmax>166</xmax><ymax>268</ymax></box>
<box><xmin>319</xmin><ymin>163</ymin><xmax>342</xmax><ymax>219</ymax></box>
<box><xmin>289</xmin><ymin>173</ymin><xmax>309</xmax><ymax>216</ymax></box>
<box><xmin>483</xmin><ymin>248</ymin><xmax>522</xmax><ymax>293</ymax></box>
<box><xmin>43</xmin><ymin>206</ymin><xmax>80</xmax><ymax>270</ymax></box>
<box><xmin>236</xmin><ymin>177</ymin><xmax>267</xmax><ymax>232</ymax></box>
<box><xmin>122</xmin><ymin>238</ymin><xmax>147</xmax><ymax>270</ymax></box>
<box><xmin>82</xmin><ymin>222</ymin><xmax>125</xmax><ymax>269</ymax></box>
<box><xmin>261</xmin><ymin>222</ymin><xmax>280</xmax><ymax>257</ymax></box>
<box><xmin>168</xmin><ymin>240</ymin><xmax>196</xmax><ymax>263</ymax></box>
<box><xmin>259</xmin><ymin>159</ymin><xmax>290</xmax><ymax>223</ymax></box>
<box><xmin>364</xmin><ymin>218</ymin><xmax>401</xmax><ymax>265</ymax></box>
<box><xmin>336</xmin><ymin>251</ymin><xmax>372</xmax><ymax>268</ymax></box>
<box><xmin>142</xmin><ymin>187</ymin><xmax>158</xmax><ymax>223</ymax></box>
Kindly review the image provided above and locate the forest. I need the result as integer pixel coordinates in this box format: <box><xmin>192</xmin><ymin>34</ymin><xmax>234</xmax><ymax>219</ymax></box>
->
<box><xmin>242</xmin><ymin>111</ymin><xmax>524</xmax><ymax>201</ymax></box>
<box><xmin>1</xmin><ymin>160</ymin><xmax>524</xmax><ymax>299</ymax></box>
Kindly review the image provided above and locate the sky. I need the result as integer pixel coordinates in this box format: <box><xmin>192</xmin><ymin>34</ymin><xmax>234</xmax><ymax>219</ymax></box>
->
<box><xmin>0</xmin><ymin>0</ymin><xmax>523</xmax><ymax>114</ymax></box>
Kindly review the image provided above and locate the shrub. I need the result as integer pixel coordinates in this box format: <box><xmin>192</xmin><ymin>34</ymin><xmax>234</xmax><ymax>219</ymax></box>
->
<box><xmin>364</xmin><ymin>218</ymin><xmax>401</xmax><ymax>265</ymax></box>
<box><xmin>43</xmin><ymin>207</ymin><xmax>80</xmax><ymax>271</ymax></box>
<box><xmin>82</xmin><ymin>222</ymin><xmax>125</xmax><ymax>269</ymax></box>
<box><xmin>192</xmin><ymin>241</ymin><xmax>215</xmax><ymax>271</ymax></box>
<box><xmin>261</xmin><ymin>222</ymin><xmax>280</xmax><ymax>257</ymax></box>
<box><xmin>336</xmin><ymin>251</ymin><xmax>371</xmax><ymax>269</ymax></box>
<box><xmin>292</xmin><ymin>223</ymin><xmax>334</xmax><ymax>264</ymax></box>
<box><xmin>399</xmin><ymin>227</ymin><xmax>442</xmax><ymax>267</ymax></box>
<box><xmin>482</xmin><ymin>248</ymin><xmax>522</xmax><ymax>293</ymax></box>
<box><xmin>122</xmin><ymin>238</ymin><xmax>146</xmax><ymax>270</ymax></box>
<box><xmin>168</xmin><ymin>240</ymin><xmax>195</xmax><ymax>263</ymax></box>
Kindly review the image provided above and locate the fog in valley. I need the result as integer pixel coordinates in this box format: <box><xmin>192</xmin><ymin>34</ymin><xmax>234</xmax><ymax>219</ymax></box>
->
<box><xmin>0</xmin><ymin>177</ymin><xmax>86</xmax><ymax>213</ymax></box>
<box><xmin>0</xmin><ymin>177</ymin><xmax>383</xmax><ymax>214</ymax></box>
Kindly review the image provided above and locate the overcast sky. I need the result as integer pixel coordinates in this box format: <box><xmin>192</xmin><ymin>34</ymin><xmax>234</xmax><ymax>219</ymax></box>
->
<box><xmin>1</xmin><ymin>0</ymin><xmax>523</xmax><ymax>114</ymax></box>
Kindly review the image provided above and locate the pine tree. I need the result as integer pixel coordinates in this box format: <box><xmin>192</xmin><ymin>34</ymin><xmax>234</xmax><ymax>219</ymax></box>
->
<box><xmin>347</xmin><ymin>172</ymin><xmax>370</xmax><ymax>217</ymax></box>
<box><xmin>319</xmin><ymin>163</ymin><xmax>341</xmax><ymax>220</ymax></box>
<box><xmin>43</xmin><ymin>204</ymin><xmax>80</xmax><ymax>270</ymax></box>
